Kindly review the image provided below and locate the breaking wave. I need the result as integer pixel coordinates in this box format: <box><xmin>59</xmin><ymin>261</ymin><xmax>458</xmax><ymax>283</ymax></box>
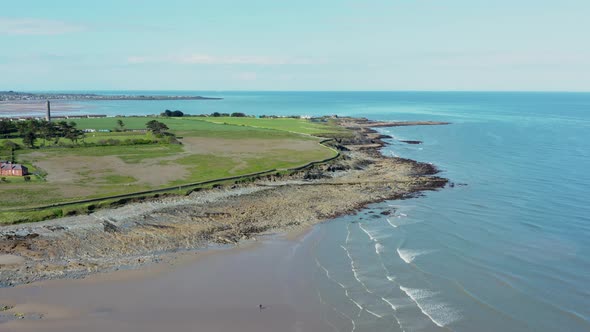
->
<box><xmin>341</xmin><ymin>245</ymin><xmax>373</xmax><ymax>294</ymax></box>
<box><xmin>358</xmin><ymin>223</ymin><xmax>378</xmax><ymax>242</ymax></box>
<box><xmin>375</xmin><ymin>243</ymin><xmax>385</xmax><ymax>255</ymax></box>
<box><xmin>386</xmin><ymin>218</ymin><xmax>398</xmax><ymax>228</ymax></box>
<box><xmin>399</xmin><ymin>286</ymin><xmax>461</xmax><ymax>327</ymax></box>
<box><xmin>397</xmin><ymin>248</ymin><xmax>436</xmax><ymax>264</ymax></box>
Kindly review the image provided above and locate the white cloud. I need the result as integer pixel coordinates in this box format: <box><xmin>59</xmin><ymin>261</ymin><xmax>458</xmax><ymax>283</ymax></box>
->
<box><xmin>233</xmin><ymin>72</ymin><xmax>258</xmax><ymax>81</ymax></box>
<box><xmin>127</xmin><ymin>54</ymin><xmax>316</xmax><ymax>65</ymax></box>
<box><xmin>429</xmin><ymin>51</ymin><xmax>590</xmax><ymax>68</ymax></box>
<box><xmin>0</xmin><ymin>18</ymin><xmax>85</xmax><ymax>35</ymax></box>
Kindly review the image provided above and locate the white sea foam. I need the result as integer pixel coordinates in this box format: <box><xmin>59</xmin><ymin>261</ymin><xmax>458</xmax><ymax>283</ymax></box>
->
<box><xmin>320</xmin><ymin>291</ymin><xmax>357</xmax><ymax>332</ymax></box>
<box><xmin>366</xmin><ymin>310</ymin><xmax>383</xmax><ymax>319</ymax></box>
<box><xmin>316</xmin><ymin>258</ymin><xmax>370</xmax><ymax>324</ymax></box>
<box><xmin>315</xmin><ymin>259</ymin><xmax>347</xmax><ymax>289</ymax></box>
<box><xmin>344</xmin><ymin>290</ymin><xmax>383</xmax><ymax>319</ymax></box>
<box><xmin>381</xmin><ymin>297</ymin><xmax>399</xmax><ymax>311</ymax></box>
<box><xmin>358</xmin><ymin>223</ymin><xmax>377</xmax><ymax>242</ymax></box>
<box><xmin>386</xmin><ymin>218</ymin><xmax>398</xmax><ymax>228</ymax></box>
<box><xmin>349</xmin><ymin>314</ymin><xmax>357</xmax><ymax>332</ymax></box>
<box><xmin>344</xmin><ymin>289</ymin><xmax>364</xmax><ymax>313</ymax></box>
<box><xmin>315</xmin><ymin>289</ymin><xmax>347</xmax><ymax>332</ymax></box>
<box><xmin>346</xmin><ymin>224</ymin><xmax>352</xmax><ymax>244</ymax></box>
<box><xmin>397</xmin><ymin>248</ymin><xmax>435</xmax><ymax>264</ymax></box>
<box><xmin>341</xmin><ymin>245</ymin><xmax>373</xmax><ymax>294</ymax></box>
<box><xmin>375</xmin><ymin>243</ymin><xmax>385</xmax><ymax>255</ymax></box>
<box><xmin>380</xmin><ymin>297</ymin><xmax>407</xmax><ymax>332</ymax></box>
<box><xmin>315</xmin><ymin>258</ymin><xmax>374</xmax><ymax>325</ymax></box>
<box><xmin>381</xmin><ymin>296</ymin><xmax>413</xmax><ymax>311</ymax></box>
<box><xmin>399</xmin><ymin>286</ymin><xmax>461</xmax><ymax>328</ymax></box>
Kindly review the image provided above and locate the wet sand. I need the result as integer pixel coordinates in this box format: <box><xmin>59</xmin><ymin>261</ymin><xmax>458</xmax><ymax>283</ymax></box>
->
<box><xmin>0</xmin><ymin>230</ymin><xmax>347</xmax><ymax>332</ymax></box>
<box><xmin>0</xmin><ymin>118</ymin><xmax>448</xmax><ymax>331</ymax></box>
<box><xmin>0</xmin><ymin>102</ymin><xmax>86</xmax><ymax>115</ymax></box>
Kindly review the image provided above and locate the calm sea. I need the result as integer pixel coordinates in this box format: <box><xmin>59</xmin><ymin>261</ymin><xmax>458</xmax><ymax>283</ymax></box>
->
<box><xmin>18</xmin><ymin>92</ymin><xmax>590</xmax><ymax>330</ymax></box>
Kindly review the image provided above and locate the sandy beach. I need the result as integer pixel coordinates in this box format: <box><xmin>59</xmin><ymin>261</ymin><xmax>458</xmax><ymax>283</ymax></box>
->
<box><xmin>0</xmin><ymin>119</ymin><xmax>448</xmax><ymax>330</ymax></box>
<box><xmin>0</xmin><ymin>230</ymin><xmax>348</xmax><ymax>332</ymax></box>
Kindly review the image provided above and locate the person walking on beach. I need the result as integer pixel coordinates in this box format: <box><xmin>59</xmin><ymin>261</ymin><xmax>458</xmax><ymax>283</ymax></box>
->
<box><xmin>259</xmin><ymin>304</ymin><xmax>263</xmax><ymax>312</ymax></box>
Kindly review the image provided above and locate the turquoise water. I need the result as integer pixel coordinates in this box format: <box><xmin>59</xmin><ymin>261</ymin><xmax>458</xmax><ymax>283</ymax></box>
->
<box><xmin>16</xmin><ymin>92</ymin><xmax>590</xmax><ymax>331</ymax></box>
<box><xmin>307</xmin><ymin>92</ymin><xmax>590</xmax><ymax>331</ymax></box>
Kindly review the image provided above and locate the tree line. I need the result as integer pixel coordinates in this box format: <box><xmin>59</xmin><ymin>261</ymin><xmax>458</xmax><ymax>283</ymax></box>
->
<box><xmin>0</xmin><ymin>119</ymin><xmax>85</xmax><ymax>149</ymax></box>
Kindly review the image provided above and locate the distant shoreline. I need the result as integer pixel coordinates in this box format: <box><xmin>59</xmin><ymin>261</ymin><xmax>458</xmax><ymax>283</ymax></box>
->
<box><xmin>0</xmin><ymin>102</ymin><xmax>87</xmax><ymax>114</ymax></box>
<box><xmin>0</xmin><ymin>91</ymin><xmax>222</xmax><ymax>102</ymax></box>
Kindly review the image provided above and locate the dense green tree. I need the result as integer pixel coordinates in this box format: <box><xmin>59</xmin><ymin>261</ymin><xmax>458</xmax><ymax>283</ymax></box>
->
<box><xmin>146</xmin><ymin>120</ymin><xmax>170</xmax><ymax>136</ymax></box>
<box><xmin>2</xmin><ymin>140</ymin><xmax>20</xmax><ymax>150</ymax></box>
<box><xmin>39</xmin><ymin>121</ymin><xmax>57</xmax><ymax>146</ymax></box>
<box><xmin>62</xmin><ymin>121</ymin><xmax>84</xmax><ymax>144</ymax></box>
<box><xmin>162</xmin><ymin>110</ymin><xmax>184</xmax><ymax>117</ymax></box>
<box><xmin>2</xmin><ymin>140</ymin><xmax>19</xmax><ymax>162</ymax></box>
<box><xmin>16</xmin><ymin>121</ymin><xmax>30</xmax><ymax>137</ymax></box>
<box><xmin>4</xmin><ymin>119</ymin><xmax>85</xmax><ymax>147</ymax></box>
<box><xmin>0</xmin><ymin>120</ymin><xmax>17</xmax><ymax>136</ymax></box>
<box><xmin>22</xmin><ymin>130</ymin><xmax>37</xmax><ymax>148</ymax></box>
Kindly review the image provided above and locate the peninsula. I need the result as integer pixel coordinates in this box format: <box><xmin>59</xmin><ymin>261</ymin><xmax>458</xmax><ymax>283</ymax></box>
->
<box><xmin>0</xmin><ymin>116</ymin><xmax>448</xmax><ymax>287</ymax></box>
<box><xmin>0</xmin><ymin>91</ymin><xmax>222</xmax><ymax>102</ymax></box>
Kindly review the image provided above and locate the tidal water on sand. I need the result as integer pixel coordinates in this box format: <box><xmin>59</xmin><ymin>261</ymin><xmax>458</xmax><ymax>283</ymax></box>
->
<box><xmin>3</xmin><ymin>92</ymin><xmax>590</xmax><ymax>331</ymax></box>
<box><xmin>307</xmin><ymin>92</ymin><xmax>590</xmax><ymax>331</ymax></box>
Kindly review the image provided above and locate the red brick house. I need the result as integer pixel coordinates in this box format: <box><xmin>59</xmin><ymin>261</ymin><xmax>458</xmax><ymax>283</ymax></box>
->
<box><xmin>0</xmin><ymin>161</ymin><xmax>29</xmax><ymax>176</ymax></box>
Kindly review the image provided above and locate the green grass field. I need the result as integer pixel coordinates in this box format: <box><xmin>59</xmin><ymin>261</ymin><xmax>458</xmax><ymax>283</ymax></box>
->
<box><xmin>196</xmin><ymin>117</ymin><xmax>349</xmax><ymax>135</ymax></box>
<box><xmin>0</xmin><ymin>128</ymin><xmax>153</xmax><ymax>147</ymax></box>
<box><xmin>0</xmin><ymin>116</ymin><xmax>348</xmax><ymax>223</ymax></box>
<box><xmin>72</xmin><ymin>116</ymin><xmax>348</xmax><ymax>138</ymax></box>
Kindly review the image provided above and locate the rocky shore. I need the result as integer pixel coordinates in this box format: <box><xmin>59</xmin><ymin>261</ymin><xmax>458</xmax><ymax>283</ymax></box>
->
<box><xmin>0</xmin><ymin>118</ymin><xmax>448</xmax><ymax>287</ymax></box>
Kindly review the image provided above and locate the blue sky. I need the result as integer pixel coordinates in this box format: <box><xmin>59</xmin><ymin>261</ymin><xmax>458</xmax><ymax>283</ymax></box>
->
<box><xmin>1</xmin><ymin>0</ymin><xmax>589</xmax><ymax>91</ymax></box>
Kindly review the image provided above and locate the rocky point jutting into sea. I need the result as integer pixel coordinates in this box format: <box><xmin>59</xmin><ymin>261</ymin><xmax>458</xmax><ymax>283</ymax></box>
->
<box><xmin>0</xmin><ymin>118</ymin><xmax>448</xmax><ymax>287</ymax></box>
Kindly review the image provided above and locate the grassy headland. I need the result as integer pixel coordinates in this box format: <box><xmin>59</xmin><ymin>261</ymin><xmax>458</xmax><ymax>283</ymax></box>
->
<box><xmin>0</xmin><ymin>116</ymin><xmax>345</xmax><ymax>223</ymax></box>
<box><xmin>0</xmin><ymin>117</ymin><xmax>449</xmax><ymax>287</ymax></box>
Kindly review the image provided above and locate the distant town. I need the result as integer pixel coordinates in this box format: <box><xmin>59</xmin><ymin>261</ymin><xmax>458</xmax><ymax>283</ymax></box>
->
<box><xmin>0</xmin><ymin>91</ymin><xmax>223</xmax><ymax>102</ymax></box>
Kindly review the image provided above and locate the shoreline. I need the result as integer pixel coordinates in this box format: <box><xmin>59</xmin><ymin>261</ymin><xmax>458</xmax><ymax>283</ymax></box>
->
<box><xmin>0</xmin><ymin>118</ymin><xmax>448</xmax><ymax>287</ymax></box>
<box><xmin>0</xmin><ymin>91</ymin><xmax>222</xmax><ymax>102</ymax></box>
<box><xmin>0</xmin><ymin>229</ymin><xmax>337</xmax><ymax>331</ymax></box>
<box><xmin>0</xmin><ymin>97</ymin><xmax>218</xmax><ymax>115</ymax></box>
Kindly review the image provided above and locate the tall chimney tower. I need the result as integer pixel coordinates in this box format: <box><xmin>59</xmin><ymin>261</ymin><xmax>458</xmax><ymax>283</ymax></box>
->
<box><xmin>46</xmin><ymin>100</ymin><xmax>51</xmax><ymax>122</ymax></box>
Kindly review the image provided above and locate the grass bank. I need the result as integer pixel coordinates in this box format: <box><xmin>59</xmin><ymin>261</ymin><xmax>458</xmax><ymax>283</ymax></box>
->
<box><xmin>0</xmin><ymin>117</ymin><xmax>349</xmax><ymax>224</ymax></box>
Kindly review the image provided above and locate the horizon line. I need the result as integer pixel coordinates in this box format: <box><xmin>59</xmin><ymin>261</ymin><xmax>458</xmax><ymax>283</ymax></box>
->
<box><xmin>3</xmin><ymin>89</ymin><xmax>590</xmax><ymax>93</ymax></box>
